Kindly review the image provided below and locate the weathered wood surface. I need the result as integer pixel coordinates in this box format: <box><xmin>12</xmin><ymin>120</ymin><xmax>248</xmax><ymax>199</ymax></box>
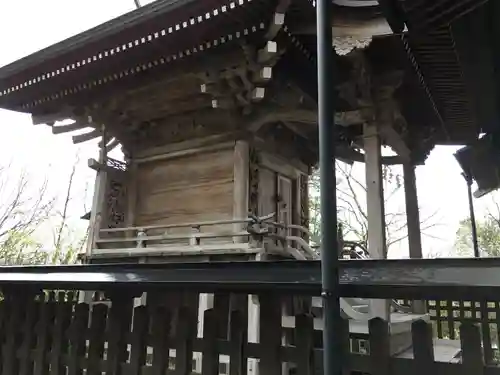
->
<box><xmin>1</xmin><ymin>290</ymin><xmax>500</xmax><ymax>375</ymax></box>
<box><xmin>135</xmin><ymin>148</ymin><xmax>235</xmax><ymax>232</ymax></box>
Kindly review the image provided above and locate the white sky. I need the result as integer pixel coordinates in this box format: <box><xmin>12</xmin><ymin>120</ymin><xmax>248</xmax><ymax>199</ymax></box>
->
<box><xmin>0</xmin><ymin>0</ymin><xmax>489</xmax><ymax>257</ymax></box>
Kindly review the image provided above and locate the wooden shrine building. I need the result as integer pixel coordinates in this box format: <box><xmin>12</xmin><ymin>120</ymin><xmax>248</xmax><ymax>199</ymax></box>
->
<box><xmin>1</xmin><ymin>0</ymin><xmax>500</xmax><ymax>374</ymax></box>
<box><xmin>2</xmin><ymin>0</ymin><xmax>498</xmax><ymax>263</ymax></box>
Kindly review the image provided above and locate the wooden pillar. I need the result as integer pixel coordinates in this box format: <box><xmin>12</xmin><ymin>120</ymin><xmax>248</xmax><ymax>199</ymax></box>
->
<box><xmin>403</xmin><ymin>162</ymin><xmax>426</xmax><ymax>314</ymax></box>
<box><xmin>86</xmin><ymin>125</ymin><xmax>108</xmax><ymax>257</ymax></box>
<box><xmin>403</xmin><ymin>162</ymin><xmax>423</xmax><ymax>259</ymax></box>
<box><xmin>233</xmin><ymin>140</ymin><xmax>249</xmax><ymax>242</ymax></box>
<box><xmin>82</xmin><ymin>126</ymin><xmax>108</xmax><ymax>304</ymax></box>
<box><xmin>363</xmin><ymin>123</ymin><xmax>390</xmax><ymax>321</ymax></box>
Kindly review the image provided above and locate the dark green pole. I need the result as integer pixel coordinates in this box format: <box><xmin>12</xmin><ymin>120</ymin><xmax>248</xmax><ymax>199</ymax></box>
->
<box><xmin>316</xmin><ymin>1</ymin><xmax>342</xmax><ymax>375</ymax></box>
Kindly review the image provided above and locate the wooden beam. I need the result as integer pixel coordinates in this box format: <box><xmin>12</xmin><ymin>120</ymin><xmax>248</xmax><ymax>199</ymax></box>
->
<box><xmin>105</xmin><ymin>138</ymin><xmax>120</xmax><ymax>153</ymax></box>
<box><xmin>265</xmin><ymin>11</ymin><xmax>286</xmax><ymax>40</ymax></box>
<box><xmin>257</xmin><ymin>41</ymin><xmax>278</xmax><ymax>63</ymax></box>
<box><xmin>32</xmin><ymin>112</ymin><xmax>71</xmax><ymax>126</ymax></box>
<box><xmin>51</xmin><ymin>121</ymin><xmax>89</xmax><ymax>135</ymax></box>
<box><xmin>248</xmin><ymin>108</ymin><xmax>366</xmax><ymax>133</ymax></box>
<box><xmin>336</xmin><ymin>110</ymin><xmax>365</xmax><ymax>126</ymax></box>
<box><xmin>252</xmin><ymin>67</ymin><xmax>273</xmax><ymax>83</ymax></box>
<box><xmin>73</xmin><ymin>129</ymin><xmax>101</xmax><ymax>144</ymax></box>
<box><xmin>98</xmin><ymin>136</ymin><xmax>119</xmax><ymax>149</ymax></box>
<box><xmin>292</xmin><ymin>16</ymin><xmax>393</xmax><ymax>37</ymax></box>
<box><xmin>134</xmin><ymin>133</ymin><xmax>239</xmax><ymax>160</ymax></box>
<box><xmin>251</xmin><ymin>87</ymin><xmax>266</xmax><ymax>101</ymax></box>
<box><xmin>336</xmin><ymin>145</ymin><xmax>402</xmax><ymax>165</ymax></box>
<box><xmin>379</xmin><ymin>124</ymin><xmax>410</xmax><ymax>161</ymax></box>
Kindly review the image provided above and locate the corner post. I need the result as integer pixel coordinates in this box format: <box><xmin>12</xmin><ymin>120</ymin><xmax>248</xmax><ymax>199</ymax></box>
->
<box><xmin>86</xmin><ymin>124</ymin><xmax>108</xmax><ymax>257</ymax></box>
<box><xmin>363</xmin><ymin>123</ymin><xmax>390</xmax><ymax>320</ymax></box>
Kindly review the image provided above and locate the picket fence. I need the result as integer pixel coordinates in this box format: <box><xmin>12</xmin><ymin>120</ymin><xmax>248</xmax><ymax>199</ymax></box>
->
<box><xmin>0</xmin><ymin>290</ymin><xmax>497</xmax><ymax>375</ymax></box>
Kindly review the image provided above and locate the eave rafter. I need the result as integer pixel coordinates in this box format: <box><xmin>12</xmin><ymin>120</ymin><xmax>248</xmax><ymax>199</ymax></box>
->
<box><xmin>31</xmin><ymin>110</ymin><xmax>121</xmax><ymax>153</ymax></box>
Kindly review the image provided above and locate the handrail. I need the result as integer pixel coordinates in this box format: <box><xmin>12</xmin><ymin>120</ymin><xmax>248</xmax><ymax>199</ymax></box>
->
<box><xmin>285</xmin><ymin>236</ymin><xmax>319</xmax><ymax>259</ymax></box>
<box><xmin>266</xmin><ymin>222</ymin><xmax>312</xmax><ymax>238</ymax></box>
<box><xmin>95</xmin><ymin>231</ymin><xmax>250</xmax><ymax>244</ymax></box>
<box><xmin>100</xmin><ymin>213</ymin><xmax>276</xmax><ymax>233</ymax></box>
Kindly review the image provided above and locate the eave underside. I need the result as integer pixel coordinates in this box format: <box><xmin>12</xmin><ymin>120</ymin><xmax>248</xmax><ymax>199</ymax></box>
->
<box><xmin>0</xmin><ymin>0</ymin><xmax>495</xmax><ymax>164</ymax></box>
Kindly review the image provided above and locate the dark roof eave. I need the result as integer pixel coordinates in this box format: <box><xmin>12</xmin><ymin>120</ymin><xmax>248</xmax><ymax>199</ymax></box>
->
<box><xmin>0</xmin><ymin>0</ymin><xmax>195</xmax><ymax>80</ymax></box>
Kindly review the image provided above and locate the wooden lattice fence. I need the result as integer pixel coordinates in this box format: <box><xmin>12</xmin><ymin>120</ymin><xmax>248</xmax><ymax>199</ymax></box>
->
<box><xmin>0</xmin><ymin>290</ymin><xmax>498</xmax><ymax>374</ymax></box>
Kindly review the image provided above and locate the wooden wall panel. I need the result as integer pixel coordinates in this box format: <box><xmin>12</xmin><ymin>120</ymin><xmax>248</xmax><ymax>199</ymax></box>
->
<box><xmin>135</xmin><ymin>149</ymin><xmax>234</xmax><ymax>230</ymax></box>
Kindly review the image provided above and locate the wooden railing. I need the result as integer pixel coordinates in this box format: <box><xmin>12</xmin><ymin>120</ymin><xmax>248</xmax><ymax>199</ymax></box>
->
<box><xmin>93</xmin><ymin>214</ymin><xmax>279</xmax><ymax>257</ymax></box>
<box><xmin>93</xmin><ymin>213</ymin><xmax>320</xmax><ymax>260</ymax></box>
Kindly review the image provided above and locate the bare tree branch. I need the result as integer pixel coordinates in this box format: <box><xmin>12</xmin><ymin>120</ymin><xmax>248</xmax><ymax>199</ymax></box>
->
<box><xmin>0</xmin><ymin>166</ymin><xmax>55</xmax><ymax>241</ymax></box>
<box><xmin>310</xmin><ymin>162</ymin><xmax>441</xmax><ymax>253</ymax></box>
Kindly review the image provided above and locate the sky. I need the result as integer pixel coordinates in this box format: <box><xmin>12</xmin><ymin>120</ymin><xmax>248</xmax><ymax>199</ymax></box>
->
<box><xmin>0</xmin><ymin>0</ymin><xmax>489</xmax><ymax>257</ymax></box>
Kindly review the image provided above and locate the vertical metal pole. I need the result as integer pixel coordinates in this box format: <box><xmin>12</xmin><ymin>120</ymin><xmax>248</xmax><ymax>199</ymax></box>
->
<box><xmin>464</xmin><ymin>173</ymin><xmax>480</xmax><ymax>257</ymax></box>
<box><xmin>316</xmin><ymin>1</ymin><xmax>342</xmax><ymax>375</ymax></box>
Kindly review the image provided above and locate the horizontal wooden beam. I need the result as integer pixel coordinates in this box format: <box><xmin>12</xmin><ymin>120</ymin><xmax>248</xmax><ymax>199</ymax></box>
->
<box><xmin>51</xmin><ymin>121</ymin><xmax>89</xmax><ymax>134</ymax></box>
<box><xmin>3</xmin><ymin>258</ymin><xmax>500</xmax><ymax>300</ymax></box>
<box><xmin>73</xmin><ymin>129</ymin><xmax>101</xmax><ymax>144</ymax></box>
<box><xmin>32</xmin><ymin>112</ymin><xmax>71</xmax><ymax>126</ymax></box>
<box><xmin>292</xmin><ymin>16</ymin><xmax>393</xmax><ymax>38</ymax></box>
<box><xmin>248</xmin><ymin>108</ymin><xmax>365</xmax><ymax>132</ymax></box>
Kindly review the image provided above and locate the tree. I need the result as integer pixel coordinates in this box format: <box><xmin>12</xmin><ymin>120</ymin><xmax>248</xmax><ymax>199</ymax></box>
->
<box><xmin>455</xmin><ymin>217</ymin><xmax>500</xmax><ymax>257</ymax></box>
<box><xmin>454</xmin><ymin>190</ymin><xmax>500</xmax><ymax>259</ymax></box>
<box><xmin>49</xmin><ymin>155</ymin><xmax>88</xmax><ymax>265</ymax></box>
<box><xmin>0</xmin><ymin>164</ymin><xmax>55</xmax><ymax>264</ymax></box>
<box><xmin>309</xmin><ymin>161</ymin><xmax>440</xmax><ymax>255</ymax></box>
<box><xmin>0</xmin><ymin>156</ymin><xmax>88</xmax><ymax>265</ymax></box>
<box><xmin>0</xmin><ymin>230</ymin><xmax>48</xmax><ymax>265</ymax></box>
<box><xmin>453</xmin><ymin>199</ymin><xmax>500</xmax><ymax>350</ymax></box>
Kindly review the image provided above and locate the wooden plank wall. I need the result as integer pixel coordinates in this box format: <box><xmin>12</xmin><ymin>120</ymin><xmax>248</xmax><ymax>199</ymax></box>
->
<box><xmin>135</xmin><ymin>148</ymin><xmax>235</xmax><ymax>233</ymax></box>
<box><xmin>2</xmin><ymin>290</ymin><xmax>500</xmax><ymax>375</ymax></box>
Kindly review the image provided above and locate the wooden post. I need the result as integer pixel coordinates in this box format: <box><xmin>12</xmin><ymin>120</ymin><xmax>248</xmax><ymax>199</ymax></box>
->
<box><xmin>412</xmin><ymin>319</ymin><xmax>434</xmax><ymax>373</ymax></box>
<box><xmin>233</xmin><ymin>140</ymin><xmax>249</xmax><ymax>243</ymax></box>
<box><xmin>363</xmin><ymin>123</ymin><xmax>390</xmax><ymax>321</ymax></box>
<box><xmin>125</xmin><ymin>159</ymin><xmax>138</xmax><ymax>229</ymax></box>
<box><xmin>460</xmin><ymin>322</ymin><xmax>484</xmax><ymax>375</ymax></box>
<box><xmin>247</xmin><ymin>294</ymin><xmax>260</xmax><ymax>375</ymax></box>
<box><xmin>368</xmin><ymin>318</ymin><xmax>390</xmax><ymax>375</ymax></box>
<box><xmin>403</xmin><ymin>162</ymin><xmax>423</xmax><ymax>259</ymax></box>
<box><xmin>82</xmin><ymin>125</ymin><xmax>108</xmax><ymax>304</ymax></box>
<box><xmin>403</xmin><ymin>162</ymin><xmax>426</xmax><ymax>314</ymax></box>
<box><xmin>86</xmin><ymin>124</ymin><xmax>108</xmax><ymax>257</ymax></box>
